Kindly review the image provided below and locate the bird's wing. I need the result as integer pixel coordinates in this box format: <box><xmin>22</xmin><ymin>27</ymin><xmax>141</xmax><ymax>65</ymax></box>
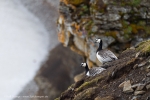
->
<box><xmin>89</xmin><ymin>67</ymin><xmax>105</xmax><ymax>76</ymax></box>
<box><xmin>98</xmin><ymin>49</ymin><xmax>118</xmax><ymax>60</ymax></box>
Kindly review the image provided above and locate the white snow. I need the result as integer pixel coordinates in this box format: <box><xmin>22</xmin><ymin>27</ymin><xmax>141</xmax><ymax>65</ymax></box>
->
<box><xmin>0</xmin><ymin>0</ymin><xmax>56</xmax><ymax>100</ymax></box>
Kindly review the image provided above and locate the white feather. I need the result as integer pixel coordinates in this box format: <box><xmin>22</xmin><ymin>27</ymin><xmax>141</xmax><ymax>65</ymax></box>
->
<box><xmin>86</xmin><ymin>71</ymin><xmax>90</xmax><ymax>76</ymax></box>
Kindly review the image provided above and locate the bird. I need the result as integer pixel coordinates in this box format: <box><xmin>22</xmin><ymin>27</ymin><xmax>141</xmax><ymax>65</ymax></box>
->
<box><xmin>95</xmin><ymin>38</ymin><xmax>118</xmax><ymax>64</ymax></box>
<box><xmin>80</xmin><ymin>63</ymin><xmax>106</xmax><ymax>76</ymax></box>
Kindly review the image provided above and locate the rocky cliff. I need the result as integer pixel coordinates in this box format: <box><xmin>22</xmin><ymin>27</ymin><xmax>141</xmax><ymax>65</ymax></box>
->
<box><xmin>56</xmin><ymin>0</ymin><xmax>150</xmax><ymax>100</ymax></box>
<box><xmin>56</xmin><ymin>39</ymin><xmax>150</xmax><ymax>100</ymax></box>
<box><xmin>57</xmin><ymin>0</ymin><xmax>150</xmax><ymax>67</ymax></box>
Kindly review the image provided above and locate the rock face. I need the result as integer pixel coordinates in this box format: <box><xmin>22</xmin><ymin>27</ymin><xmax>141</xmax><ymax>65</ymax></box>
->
<box><xmin>56</xmin><ymin>40</ymin><xmax>150</xmax><ymax>100</ymax></box>
<box><xmin>55</xmin><ymin>0</ymin><xmax>150</xmax><ymax>100</ymax></box>
<box><xmin>57</xmin><ymin>0</ymin><xmax>150</xmax><ymax>67</ymax></box>
<box><xmin>34</xmin><ymin>44</ymin><xmax>84</xmax><ymax>100</ymax></box>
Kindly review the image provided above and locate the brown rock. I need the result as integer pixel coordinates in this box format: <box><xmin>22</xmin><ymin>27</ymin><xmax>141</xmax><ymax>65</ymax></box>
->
<box><xmin>74</xmin><ymin>73</ymin><xmax>85</xmax><ymax>82</ymax></box>
<box><xmin>123</xmin><ymin>80</ymin><xmax>134</xmax><ymax>93</ymax></box>
<box><xmin>119</xmin><ymin>81</ymin><xmax>126</xmax><ymax>88</ymax></box>
<box><xmin>58</xmin><ymin>30</ymin><xmax>66</xmax><ymax>44</ymax></box>
<box><xmin>87</xmin><ymin>59</ymin><xmax>94</xmax><ymax>68</ymax></box>
<box><xmin>133</xmin><ymin>64</ymin><xmax>138</xmax><ymax>69</ymax></box>
<box><xmin>136</xmin><ymin>84</ymin><xmax>145</xmax><ymax>91</ymax></box>
<box><xmin>70</xmin><ymin>45</ymin><xmax>85</xmax><ymax>55</ymax></box>
<box><xmin>134</xmin><ymin>91</ymin><xmax>145</xmax><ymax>95</ymax></box>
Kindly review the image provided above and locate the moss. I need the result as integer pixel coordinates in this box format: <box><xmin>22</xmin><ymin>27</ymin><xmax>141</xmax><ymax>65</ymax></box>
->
<box><xmin>82</xmin><ymin>5</ymin><xmax>88</xmax><ymax>11</ymax></box>
<box><xmin>74</xmin><ymin>87</ymin><xmax>97</xmax><ymax>100</ymax></box>
<box><xmin>138</xmin><ymin>21</ymin><xmax>146</xmax><ymax>26</ymax></box>
<box><xmin>145</xmin><ymin>26</ymin><xmax>150</xmax><ymax>35</ymax></box>
<box><xmin>121</xmin><ymin>22</ymin><xmax>145</xmax><ymax>39</ymax></box>
<box><xmin>68</xmin><ymin>83</ymin><xmax>75</xmax><ymax>90</ymax></box>
<box><xmin>76</xmin><ymin>82</ymin><xmax>92</xmax><ymax>92</ymax></box>
<box><xmin>122</xmin><ymin>21</ymin><xmax>129</xmax><ymax>28</ymax></box>
<box><xmin>54</xmin><ymin>98</ymin><xmax>60</xmax><ymax>100</ymax></box>
<box><xmin>63</xmin><ymin>0</ymin><xmax>90</xmax><ymax>6</ymax></box>
<box><xmin>123</xmin><ymin>26</ymin><xmax>132</xmax><ymax>34</ymax></box>
<box><xmin>90</xmin><ymin>0</ymin><xmax>106</xmax><ymax>13</ymax></box>
<box><xmin>131</xmin><ymin>0</ymin><xmax>141</xmax><ymax>6</ymax></box>
<box><xmin>130</xmin><ymin>24</ymin><xmax>144</xmax><ymax>34</ymax></box>
<box><xmin>119</xmin><ymin>0</ymin><xmax>141</xmax><ymax>6</ymax></box>
<box><xmin>76</xmin><ymin>75</ymin><xmax>104</xmax><ymax>92</ymax></box>
<box><xmin>105</xmin><ymin>31</ymin><xmax>118</xmax><ymax>39</ymax></box>
<box><xmin>136</xmin><ymin>40</ymin><xmax>150</xmax><ymax>55</ymax></box>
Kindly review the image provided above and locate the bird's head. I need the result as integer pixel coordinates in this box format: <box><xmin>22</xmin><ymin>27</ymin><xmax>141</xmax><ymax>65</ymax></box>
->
<box><xmin>80</xmin><ymin>63</ymin><xmax>87</xmax><ymax>67</ymax></box>
<box><xmin>95</xmin><ymin>38</ymin><xmax>101</xmax><ymax>43</ymax></box>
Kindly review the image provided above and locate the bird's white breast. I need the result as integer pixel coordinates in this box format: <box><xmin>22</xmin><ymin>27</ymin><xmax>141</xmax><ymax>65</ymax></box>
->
<box><xmin>86</xmin><ymin>71</ymin><xmax>90</xmax><ymax>76</ymax></box>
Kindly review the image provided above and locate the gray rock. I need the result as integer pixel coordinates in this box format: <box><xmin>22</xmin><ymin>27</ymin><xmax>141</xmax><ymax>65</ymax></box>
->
<box><xmin>131</xmin><ymin>96</ymin><xmax>141</xmax><ymax>100</ymax></box>
<box><xmin>136</xmin><ymin>84</ymin><xmax>145</xmax><ymax>91</ymax></box>
<box><xmin>107</xmin><ymin>5</ymin><xmax>131</xmax><ymax>14</ymax></box>
<box><xmin>146</xmin><ymin>84</ymin><xmax>150</xmax><ymax>90</ymax></box>
<box><xmin>138</xmin><ymin>61</ymin><xmax>147</xmax><ymax>67</ymax></box>
<box><xmin>119</xmin><ymin>81</ymin><xmax>126</xmax><ymax>88</ymax></box>
<box><xmin>133</xmin><ymin>64</ymin><xmax>138</xmax><ymax>69</ymax></box>
<box><xmin>123</xmin><ymin>80</ymin><xmax>134</xmax><ymax>93</ymax></box>
<box><xmin>147</xmin><ymin>72</ymin><xmax>150</xmax><ymax>77</ymax></box>
<box><xmin>96</xmin><ymin>13</ymin><xmax>121</xmax><ymax>22</ymax></box>
<box><xmin>73</xmin><ymin>36</ymin><xmax>86</xmax><ymax>53</ymax></box>
<box><xmin>131</xmin><ymin>84</ymin><xmax>139</xmax><ymax>89</ymax></box>
<box><xmin>123</xmin><ymin>14</ymin><xmax>130</xmax><ymax>20</ymax></box>
<box><xmin>135</xmin><ymin>52</ymin><xmax>140</xmax><ymax>58</ymax></box>
<box><xmin>134</xmin><ymin>91</ymin><xmax>145</xmax><ymax>95</ymax></box>
<box><xmin>131</xmin><ymin>83</ymin><xmax>145</xmax><ymax>90</ymax></box>
<box><xmin>147</xmin><ymin>65</ymin><xmax>150</xmax><ymax>69</ymax></box>
<box><xmin>91</xmin><ymin>25</ymin><xmax>98</xmax><ymax>33</ymax></box>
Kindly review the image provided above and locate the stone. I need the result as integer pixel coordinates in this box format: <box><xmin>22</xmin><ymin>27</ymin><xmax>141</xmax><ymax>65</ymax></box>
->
<box><xmin>134</xmin><ymin>91</ymin><xmax>145</xmax><ymax>95</ymax></box>
<box><xmin>132</xmin><ymin>84</ymin><xmax>145</xmax><ymax>91</ymax></box>
<box><xmin>147</xmin><ymin>65</ymin><xmax>150</xmax><ymax>69</ymax></box>
<box><xmin>146</xmin><ymin>84</ymin><xmax>150</xmax><ymax>90</ymax></box>
<box><xmin>147</xmin><ymin>72</ymin><xmax>150</xmax><ymax>77</ymax></box>
<box><xmin>133</xmin><ymin>64</ymin><xmax>138</xmax><ymax>69</ymax></box>
<box><xmin>138</xmin><ymin>61</ymin><xmax>147</xmax><ymax>67</ymax></box>
<box><xmin>146</xmin><ymin>97</ymin><xmax>150</xmax><ymax>100</ymax></box>
<box><xmin>123</xmin><ymin>80</ymin><xmax>134</xmax><ymax>93</ymax></box>
<box><xmin>74</xmin><ymin>73</ymin><xmax>85</xmax><ymax>82</ymax></box>
<box><xmin>136</xmin><ymin>84</ymin><xmax>145</xmax><ymax>91</ymax></box>
<box><xmin>119</xmin><ymin>81</ymin><xmax>126</xmax><ymax>88</ymax></box>
<box><xmin>131</xmin><ymin>96</ymin><xmax>141</xmax><ymax>100</ymax></box>
<box><xmin>123</xmin><ymin>14</ymin><xmax>130</xmax><ymax>20</ymax></box>
<box><xmin>135</xmin><ymin>52</ymin><xmax>140</xmax><ymax>58</ymax></box>
<box><xmin>132</xmin><ymin>84</ymin><xmax>139</xmax><ymax>89</ymax></box>
<box><xmin>91</xmin><ymin>25</ymin><xmax>99</xmax><ymax>33</ymax></box>
<box><xmin>73</xmin><ymin>36</ymin><xmax>86</xmax><ymax>53</ymax></box>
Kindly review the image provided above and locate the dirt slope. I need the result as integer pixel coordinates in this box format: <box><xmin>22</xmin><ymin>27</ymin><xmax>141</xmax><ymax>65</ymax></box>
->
<box><xmin>56</xmin><ymin>40</ymin><xmax>150</xmax><ymax>100</ymax></box>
